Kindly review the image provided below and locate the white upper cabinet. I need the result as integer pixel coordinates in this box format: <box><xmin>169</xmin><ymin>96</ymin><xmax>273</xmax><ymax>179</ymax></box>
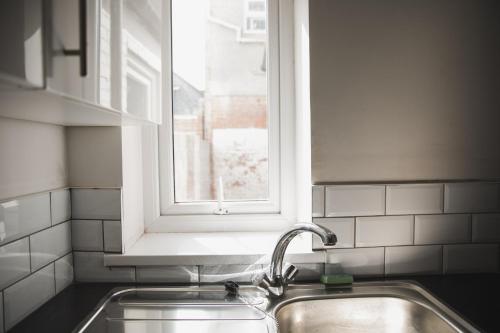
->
<box><xmin>0</xmin><ymin>0</ymin><xmax>44</xmax><ymax>88</ymax></box>
<box><xmin>44</xmin><ymin>0</ymin><xmax>98</xmax><ymax>104</ymax></box>
<box><xmin>120</xmin><ymin>0</ymin><xmax>162</xmax><ymax>123</ymax></box>
<box><xmin>0</xmin><ymin>0</ymin><xmax>164</xmax><ymax>125</ymax></box>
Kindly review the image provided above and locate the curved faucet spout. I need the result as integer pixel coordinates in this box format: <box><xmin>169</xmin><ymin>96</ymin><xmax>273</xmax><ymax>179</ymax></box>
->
<box><xmin>269</xmin><ymin>223</ymin><xmax>337</xmax><ymax>281</ymax></box>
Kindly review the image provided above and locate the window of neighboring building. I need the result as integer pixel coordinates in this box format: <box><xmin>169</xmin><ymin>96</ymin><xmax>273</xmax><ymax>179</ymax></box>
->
<box><xmin>244</xmin><ymin>0</ymin><xmax>267</xmax><ymax>34</ymax></box>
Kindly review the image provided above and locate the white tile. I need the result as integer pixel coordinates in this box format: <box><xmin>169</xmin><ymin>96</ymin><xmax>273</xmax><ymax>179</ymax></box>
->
<box><xmin>71</xmin><ymin>188</ymin><xmax>121</xmax><ymax>220</ymax></box>
<box><xmin>199</xmin><ymin>264</ymin><xmax>263</xmax><ymax>283</ymax></box>
<box><xmin>0</xmin><ymin>291</ymin><xmax>3</xmax><ymax>333</ymax></box>
<box><xmin>73</xmin><ymin>252</ymin><xmax>135</xmax><ymax>282</ymax></box>
<box><xmin>326</xmin><ymin>247</ymin><xmax>384</xmax><ymax>276</ymax></box>
<box><xmin>72</xmin><ymin>220</ymin><xmax>103</xmax><ymax>251</ymax></box>
<box><xmin>386</xmin><ymin>184</ymin><xmax>443</xmax><ymax>215</ymax></box>
<box><xmin>4</xmin><ymin>264</ymin><xmax>55</xmax><ymax>330</ymax></box>
<box><xmin>385</xmin><ymin>245</ymin><xmax>442</xmax><ymax>275</ymax></box>
<box><xmin>472</xmin><ymin>214</ymin><xmax>500</xmax><ymax>242</ymax></box>
<box><xmin>0</xmin><ymin>238</ymin><xmax>30</xmax><ymax>290</ymax></box>
<box><xmin>356</xmin><ymin>215</ymin><xmax>413</xmax><ymax>247</ymax></box>
<box><xmin>313</xmin><ymin>218</ymin><xmax>354</xmax><ymax>249</ymax></box>
<box><xmin>30</xmin><ymin>222</ymin><xmax>72</xmax><ymax>271</ymax></box>
<box><xmin>414</xmin><ymin>214</ymin><xmax>470</xmax><ymax>245</ymax></box>
<box><xmin>136</xmin><ymin>266</ymin><xmax>198</xmax><ymax>283</ymax></box>
<box><xmin>103</xmin><ymin>220</ymin><xmax>122</xmax><ymax>253</ymax></box>
<box><xmin>444</xmin><ymin>183</ymin><xmax>500</xmax><ymax>213</ymax></box>
<box><xmin>312</xmin><ymin>186</ymin><xmax>325</xmax><ymax>217</ymax></box>
<box><xmin>0</xmin><ymin>193</ymin><xmax>51</xmax><ymax>246</ymax></box>
<box><xmin>55</xmin><ymin>253</ymin><xmax>73</xmax><ymax>293</ymax></box>
<box><xmin>292</xmin><ymin>263</ymin><xmax>324</xmax><ymax>282</ymax></box>
<box><xmin>50</xmin><ymin>189</ymin><xmax>71</xmax><ymax>225</ymax></box>
<box><xmin>444</xmin><ymin>244</ymin><xmax>499</xmax><ymax>274</ymax></box>
<box><xmin>325</xmin><ymin>185</ymin><xmax>385</xmax><ymax>217</ymax></box>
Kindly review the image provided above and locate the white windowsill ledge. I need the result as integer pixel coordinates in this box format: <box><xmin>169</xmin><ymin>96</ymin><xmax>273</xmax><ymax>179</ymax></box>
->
<box><xmin>104</xmin><ymin>232</ymin><xmax>324</xmax><ymax>266</ymax></box>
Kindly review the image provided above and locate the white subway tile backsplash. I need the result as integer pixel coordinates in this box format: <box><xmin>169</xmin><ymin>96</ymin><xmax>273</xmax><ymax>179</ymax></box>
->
<box><xmin>136</xmin><ymin>266</ymin><xmax>199</xmax><ymax>283</ymax></box>
<box><xmin>71</xmin><ymin>188</ymin><xmax>121</xmax><ymax>220</ymax></box>
<box><xmin>325</xmin><ymin>185</ymin><xmax>385</xmax><ymax>217</ymax></box>
<box><xmin>72</xmin><ymin>220</ymin><xmax>104</xmax><ymax>251</ymax></box>
<box><xmin>385</xmin><ymin>245</ymin><xmax>442</xmax><ymax>275</ymax></box>
<box><xmin>313</xmin><ymin>218</ymin><xmax>355</xmax><ymax>249</ymax></box>
<box><xmin>356</xmin><ymin>215</ymin><xmax>413</xmax><ymax>247</ymax></box>
<box><xmin>443</xmin><ymin>244</ymin><xmax>499</xmax><ymax>274</ymax></box>
<box><xmin>50</xmin><ymin>189</ymin><xmax>71</xmax><ymax>225</ymax></box>
<box><xmin>0</xmin><ymin>193</ymin><xmax>51</xmax><ymax>246</ymax></box>
<box><xmin>444</xmin><ymin>183</ymin><xmax>500</xmax><ymax>213</ymax></box>
<box><xmin>3</xmin><ymin>264</ymin><xmax>55</xmax><ymax>330</ymax></box>
<box><xmin>55</xmin><ymin>253</ymin><xmax>74</xmax><ymax>293</ymax></box>
<box><xmin>472</xmin><ymin>214</ymin><xmax>500</xmax><ymax>242</ymax></box>
<box><xmin>325</xmin><ymin>247</ymin><xmax>385</xmax><ymax>276</ymax></box>
<box><xmin>293</xmin><ymin>263</ymin><xmax>324</xmax><ymax>282</ymax></box>
<box><xmin>103</xmin><ymin>220</ymin><xmax>122</xmax><ymax>253</ymax></box>
<box><xmin>199</xmin><ymin>264</ymin><xmax>263</xmax><ymax>283</ymax></box>
<box><xmin>73</xmin><ymin>252</ymin><xmax>135</xmax><ymax>282</ymax></box>
<box><xmin>0</xmin><ymin>238</ymin><xmax>30</xmax><ymax>290</ymax></box>
<box><xmin>386</xmin><ymin>184</ymin><xmax>443</xmax><ymax>215</ymax></box>
<box><xmin>30</xmin><ymin>222</ymin><xmax>72</xmax><ymax>271</ymax></box>
<box><xmin>312</xmin><ymin>186</ymin><xmax>325</xmax><ymax>217</ymax></box>
<box><xmin>414</xmin><ymin>214</ymin><xmax>470</xmax><ymax>245</ymax></box>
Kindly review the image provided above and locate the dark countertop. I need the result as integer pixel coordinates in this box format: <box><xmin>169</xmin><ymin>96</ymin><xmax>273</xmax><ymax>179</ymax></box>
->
<box><xmin>9</xmin><ymin>274</ymin><xmax>500</xmax><ymax>333</ymax></box>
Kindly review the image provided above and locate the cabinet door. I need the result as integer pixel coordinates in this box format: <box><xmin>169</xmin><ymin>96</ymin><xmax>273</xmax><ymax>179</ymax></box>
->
<box><xmin>0</xmin><ymin>0</ymin><xmax>44</xmax><ymax>88</ymax></box>
<box><xmin>45</xmin><ymin>0</ymin><xmax>98</xmax><ymax>103</ymax></box>
<box><xmin>98</xmin><ymin>0</ymin><xmax>121</xmax><ymax>109</ymax></box>
<box><xmin>121</xmin><ymin>0</ymin><xmax>163</xmax><ymax>122</ymax></box>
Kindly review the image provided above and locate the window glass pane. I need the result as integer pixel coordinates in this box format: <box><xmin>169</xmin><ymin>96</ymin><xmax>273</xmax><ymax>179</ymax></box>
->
<box><xmin>172</xmin><ymin>0</ymin><xmax>268</xmax><ymax>203</ymax></box>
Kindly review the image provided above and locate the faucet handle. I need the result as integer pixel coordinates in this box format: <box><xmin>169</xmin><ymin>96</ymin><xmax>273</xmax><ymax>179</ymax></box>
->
<box><xmin>252</xmin><ymin>271</ymin><xmax>272</xmax><ymax>290</ymax></box>
<box><xmin>283</xmin><ymin>264</ymin><xmax>299</xmax><ymax>282</ymax></box>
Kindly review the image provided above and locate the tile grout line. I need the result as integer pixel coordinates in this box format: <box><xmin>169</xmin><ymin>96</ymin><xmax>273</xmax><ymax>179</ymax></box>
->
<box><xmin>322</xmin><ymin>186</ymin><xmax>326</xmax><ymax>217</ymax></box>
<box><xmin>28</xmin><ymin>236</ymin><xmax>32</xmax><ymax>273</ymax></box>
<box><xmin>1</xmin><ymin>257</ymin><xmax>65</xmax><ymax>293</ymax></box>
<box><xmin>0</xmin><ymin>219</ymin><xmax>73</xmax><ymax>250</ymax></box>
<box><xmin>53</xmin><ymin>260</ymin><xmax>57</xmax><ymax>293</ymax></box>
<box><xmin>101</xmin><ymin>220</ymin><xmax>106</xmax><ymax>253</ymax></box>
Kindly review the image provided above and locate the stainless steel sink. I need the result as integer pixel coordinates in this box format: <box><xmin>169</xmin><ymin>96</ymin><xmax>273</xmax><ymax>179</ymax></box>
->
<box><xmin>74</xmin><ymin>281</ymin><xmax>479</xmax><ymax>333</ymax></box>
<box><xmin>276</xmin><ymin>296</ymin><xmax>459</xmax><ymax>333</ymax></box>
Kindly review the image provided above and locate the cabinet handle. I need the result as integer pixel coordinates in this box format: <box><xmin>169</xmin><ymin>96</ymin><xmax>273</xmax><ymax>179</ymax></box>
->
<box><xmin>62</xmin><ymin>0</ymin><xmax>87</xmax><ymax>76</ymax></box>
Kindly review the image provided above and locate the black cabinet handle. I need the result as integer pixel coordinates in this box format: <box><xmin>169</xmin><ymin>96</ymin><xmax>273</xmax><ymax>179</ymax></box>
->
<box><xmin>62</xmin><ymin>0</ymin><xmax>87</xmax><ymax>76</ymax></box>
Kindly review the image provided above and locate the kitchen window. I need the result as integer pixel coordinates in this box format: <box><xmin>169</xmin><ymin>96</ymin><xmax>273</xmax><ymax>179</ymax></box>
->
<box><xmin>148</xmin><ymin>0</ymin><xmax>307</xmax><ymax>232</ymax></box>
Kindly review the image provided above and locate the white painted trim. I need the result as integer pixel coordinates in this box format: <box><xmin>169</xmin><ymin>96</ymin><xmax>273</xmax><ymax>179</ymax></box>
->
<box><xmin>141</xmin><ymin>0</ymin><xmax>309</xmax><ymax>233</ymax></box>
<box><xmin>105</xmin><ymin>232</ymin><xmax>320</xmax><ymax>266</ymax></box>
<box><xmin>294</xmin><ymin>0</ymin><xmax>312</xmax><ymax>223</ymax></box>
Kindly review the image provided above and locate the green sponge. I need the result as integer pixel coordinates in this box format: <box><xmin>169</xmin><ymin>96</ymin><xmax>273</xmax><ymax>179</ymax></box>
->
<box><xmin>320</xmin><ymin>274</ymin><xmax>353</xmax><ymax>285</ymax></box>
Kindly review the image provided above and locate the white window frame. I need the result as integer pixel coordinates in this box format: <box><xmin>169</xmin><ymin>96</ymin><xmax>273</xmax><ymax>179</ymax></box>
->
<box><xmin>142</xmin><ymin>0</ymin><xmax>307</xmax><ymax>233</ymax></box>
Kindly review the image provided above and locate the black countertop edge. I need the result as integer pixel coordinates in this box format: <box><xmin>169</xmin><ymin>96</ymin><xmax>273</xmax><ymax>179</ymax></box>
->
<box><xmin>8</xmin><ymin>274</ymin><xmax>500</xmax><ymax>333</ymax></box>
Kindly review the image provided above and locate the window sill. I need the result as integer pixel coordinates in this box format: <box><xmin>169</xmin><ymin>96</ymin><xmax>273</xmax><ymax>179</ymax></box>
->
<box><xmin>104</xmin><ymin>232</ymin><xmax>324</xmax><ymax>266</ymax></box>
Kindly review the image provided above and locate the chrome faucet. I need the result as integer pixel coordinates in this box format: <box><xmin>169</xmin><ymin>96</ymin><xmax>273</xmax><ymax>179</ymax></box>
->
<box><xmin>252</xmin><ymin>223</ymin><xmax>337</xmax><ymax>298</ymax></box>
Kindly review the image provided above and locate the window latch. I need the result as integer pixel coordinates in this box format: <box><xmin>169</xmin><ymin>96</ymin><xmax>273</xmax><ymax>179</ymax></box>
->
<box><xmin>214</xmin><ymin>176</ymin><xmax>229</xmax><ymax>215</ymax></box>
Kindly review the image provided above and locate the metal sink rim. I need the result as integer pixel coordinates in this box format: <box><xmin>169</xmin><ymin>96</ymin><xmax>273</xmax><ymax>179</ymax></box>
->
<box><xmin>73</xmin><ymin>281</ymin><xmax>481</xmax><ymax>333</ymax></box>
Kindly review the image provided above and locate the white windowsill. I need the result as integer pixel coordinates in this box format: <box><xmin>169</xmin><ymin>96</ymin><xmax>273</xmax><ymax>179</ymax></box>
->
<box><xmin>104</xmin><ymin>232</ymin><xmax>324</xmax><ymax>266</ymax></box>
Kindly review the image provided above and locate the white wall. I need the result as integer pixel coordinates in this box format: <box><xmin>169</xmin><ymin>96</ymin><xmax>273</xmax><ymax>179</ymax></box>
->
<box><xmin>0</xmin><ymin>117</ymin><xmax>67</xmax><ymax>200</ymax></box>
<box><xmin>66</xmin><ymin>127</ymin><xmax>122</xmax><ymax>187</ymax></box>
<box><xmin>310</xmin><ymin>0</ymin><xmax>500</xmax><ymax>183</ymax></box>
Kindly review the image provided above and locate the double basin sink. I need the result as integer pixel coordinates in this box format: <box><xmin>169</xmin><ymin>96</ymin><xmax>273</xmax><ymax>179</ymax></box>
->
<box><xmin>75</xmin><ymin>281</ymin><xmax>479</xmax><ymax>333</ymax></box>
